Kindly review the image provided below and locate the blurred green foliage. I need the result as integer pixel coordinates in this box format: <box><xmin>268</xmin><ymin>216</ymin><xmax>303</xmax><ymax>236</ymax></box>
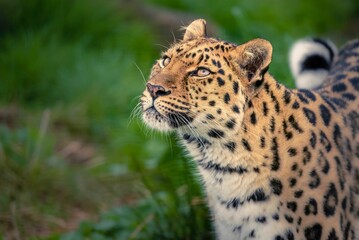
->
<box><xmin>0</xmin><ymin>0</ymin><xmax>357</xmax><ymax>239</ymax></box>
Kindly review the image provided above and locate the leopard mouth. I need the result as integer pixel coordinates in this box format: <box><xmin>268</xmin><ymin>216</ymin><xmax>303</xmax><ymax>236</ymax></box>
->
<box><xmin>143</xmin><ymin>106</ymin><xmax>165</xmax><ymax>121</ymax></box>
<box><xmin>144</xmin><ymin>107</ymin><xmax>163</xmax><ymax>121</ymax></box>
<box><xmin>143</xmin><ymin>105</ymin><xmax>193</xmax><ymax>130</ymax></box>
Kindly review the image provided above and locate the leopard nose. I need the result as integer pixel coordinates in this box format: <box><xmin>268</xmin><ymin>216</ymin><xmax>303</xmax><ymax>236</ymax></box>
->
<box><xmin>146</xmin><ymin>83</ymin><xmax>171</xmax><ymax>99</ymax></box>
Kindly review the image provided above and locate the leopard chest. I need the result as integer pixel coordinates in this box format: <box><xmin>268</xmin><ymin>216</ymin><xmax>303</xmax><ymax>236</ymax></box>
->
<box><xmin>179</xmin><ymin>135</ymin><xmax>298</xmax><ymax>239</ymax></box>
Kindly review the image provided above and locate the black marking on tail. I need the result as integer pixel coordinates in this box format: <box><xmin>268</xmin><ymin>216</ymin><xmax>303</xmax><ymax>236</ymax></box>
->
<box><xmin>299</xmin><ymin>38</ymin><xmax>336</xmax><ymax>74</ymax></box>
<box><xmin>312</xmin><ymin>38</ymin><xmax>335</xmax><ymax>62</ymax></box>
<box><xmin>301</xmin><ymin>54</ymin><xmax>330</xmax><ymax>72</ymax></box>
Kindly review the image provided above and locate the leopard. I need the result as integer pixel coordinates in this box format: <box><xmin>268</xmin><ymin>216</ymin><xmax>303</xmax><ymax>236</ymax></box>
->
<box><xmin>140</xmin><ymin>19</ymin><xmax>359</xmax><ymax>240</ymax></box>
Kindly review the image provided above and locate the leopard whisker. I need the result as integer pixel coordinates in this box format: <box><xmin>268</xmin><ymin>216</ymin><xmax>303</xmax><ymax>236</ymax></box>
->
<box><xmin>128</xmin><ymin>101</ymin><xmax>142</xmax><ymax>126</ymax></box>
<box><xmin>170</xmin><ymin>29</ymin><xmax>177</xmax><ymax>44</ymax></box>
<box><xmin>133</xmin><ymin>62</ymin><xmax>147</xmax><ymax>86</ymax></box>
<box><xmin>154</xmin><ymin>43</ymin><xmax>169</xmax><ymax>51</ymax></box>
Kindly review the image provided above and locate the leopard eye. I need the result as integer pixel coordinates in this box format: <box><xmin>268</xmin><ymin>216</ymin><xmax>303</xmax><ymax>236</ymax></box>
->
<box><xmin>159</xmin><ymin>56</ymin><xmax>171</xmax><ymax>68</ymax></box>
<box><xmin>192</xmin><ymin>67</ymin><xmax>211</xmax><ymax>77</ymax></box>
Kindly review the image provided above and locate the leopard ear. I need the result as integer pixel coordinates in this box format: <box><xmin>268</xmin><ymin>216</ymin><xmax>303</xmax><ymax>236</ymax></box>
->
<box><xmin>233</xmin><ymin>39</ymin><xmax>272</xmax><ymax>84</ymax></box>
<box><xmin>183</xmin><ymin>19</ymin><xmax>207</xmax><ymax>41</ymax></box>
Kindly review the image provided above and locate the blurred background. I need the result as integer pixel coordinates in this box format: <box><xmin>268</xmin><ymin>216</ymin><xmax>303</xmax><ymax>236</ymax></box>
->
<box><xmin>0</xmin><ymin>0</ymin><xmax>358</xmax><ymax>239</ymax></box>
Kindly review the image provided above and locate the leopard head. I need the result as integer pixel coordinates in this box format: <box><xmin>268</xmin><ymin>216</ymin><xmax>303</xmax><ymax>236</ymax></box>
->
<box><xmin>141</xmin><ymin>19</ymin><xmax>272</xmax><ymax>137</ymax></box>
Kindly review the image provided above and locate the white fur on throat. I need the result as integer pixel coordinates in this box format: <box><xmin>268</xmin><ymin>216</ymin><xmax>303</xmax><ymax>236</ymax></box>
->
<box><xmin>178</xmin><ymin>130</ymin><xmax>288</xmax><ymax>240</ymax></box>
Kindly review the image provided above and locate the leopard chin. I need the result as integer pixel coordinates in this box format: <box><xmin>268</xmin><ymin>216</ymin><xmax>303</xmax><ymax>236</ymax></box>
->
<box><xmin>142</xmin><ymin>107</ymin><xmax>173</xmax><ymax>132</ymax></box>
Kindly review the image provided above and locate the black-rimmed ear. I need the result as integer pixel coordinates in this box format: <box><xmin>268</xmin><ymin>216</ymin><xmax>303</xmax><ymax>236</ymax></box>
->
<box><xmin>232</xmin><ymin>39</ymin><xmax>272</xmax><ymax>85</ymax></box>
<box><xmin>183</xmin><ymin>19</ymin><xmax>207</xmax><ymax>41</ymax></box>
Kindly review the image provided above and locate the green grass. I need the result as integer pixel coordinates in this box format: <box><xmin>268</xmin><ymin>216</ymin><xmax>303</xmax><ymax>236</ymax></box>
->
<box><xmin>0</xmin><ymin>0</ymin><xmax>357</xmax><ymax>239</ymax></box>
<box><xmin>0</xmin><ymin>0</ymin><xmax>160</xmax><ymax>237</ymax></box>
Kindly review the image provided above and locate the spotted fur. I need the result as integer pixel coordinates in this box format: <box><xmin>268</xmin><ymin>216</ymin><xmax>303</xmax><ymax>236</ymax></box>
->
<box><xmin>140</xmin><ymin>19</ymin><xmax>359</xmax><ymax>240</ymax></box>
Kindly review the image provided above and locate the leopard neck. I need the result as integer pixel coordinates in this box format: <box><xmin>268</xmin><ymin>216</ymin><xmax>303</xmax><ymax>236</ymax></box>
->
<box><xmin>178</xmin><ymin>74</ymin><xmax>297</xmax><ymax>171</ymax></box>
<box><xmin>177</xmin><ymin>73</ymin><xmax>301</xmax><ymax>199</ymax></box>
